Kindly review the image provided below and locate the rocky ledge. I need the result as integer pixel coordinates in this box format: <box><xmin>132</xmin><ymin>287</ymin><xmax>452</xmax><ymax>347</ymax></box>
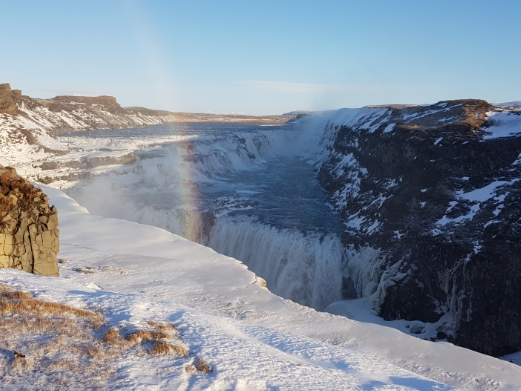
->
<box><xmin>0</xmin><ymin>166</ymin><xmax>59</xmax><ymax>276</ymax></box>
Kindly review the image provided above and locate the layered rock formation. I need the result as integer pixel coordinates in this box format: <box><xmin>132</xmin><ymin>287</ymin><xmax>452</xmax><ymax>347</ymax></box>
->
<box><xmin>0</xmin><ymin>166</ymin><xmax>59</xmax><ymax>276</ymax></box>
<box><xmin>313</xmin><ymin>100</ymin><xmax>521</xmax><ymax>356</ymax></box>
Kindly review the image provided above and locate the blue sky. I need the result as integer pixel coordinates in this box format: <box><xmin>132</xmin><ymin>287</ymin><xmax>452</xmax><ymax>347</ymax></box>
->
<box><xmin>2</xmin><ymin>1</ymin><xmax>520</xmax><ymax>114</ymax></box>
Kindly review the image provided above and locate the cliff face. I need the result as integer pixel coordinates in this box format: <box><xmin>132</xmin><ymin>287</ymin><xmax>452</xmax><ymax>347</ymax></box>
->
<box><xmin>313</xmin><ymin>100</ymin><xmax>521</xmax><ymax>356</ymax></box>
<box><xmin>0</xmin><ymin>166</ymin><xmax>59</xmax><ymax>276</ymax></box>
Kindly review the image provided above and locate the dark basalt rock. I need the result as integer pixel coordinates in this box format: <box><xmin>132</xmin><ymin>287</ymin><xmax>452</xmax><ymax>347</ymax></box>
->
<box><xmin>317</xmin><ymin>100</ymin><xmax>521</xmax><ymax>356</ymax></box>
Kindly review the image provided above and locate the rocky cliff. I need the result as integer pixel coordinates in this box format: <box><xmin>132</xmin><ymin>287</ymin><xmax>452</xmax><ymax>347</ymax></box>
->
<box><xmin>0</xmin><ymin>165</ymin><xmax>59</xmax><ymax>276</ymax></box>
<box><xmin>311</xmin><ymin>100</ymin><xmax>521</xmax><ymax>356</ymax></box>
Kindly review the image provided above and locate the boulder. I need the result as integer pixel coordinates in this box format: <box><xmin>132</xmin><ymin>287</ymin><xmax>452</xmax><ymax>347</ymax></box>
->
<box><xmin>0</xmin><ymin>166</ymin><xmax>59</xmax><ymax>276</ymax></box>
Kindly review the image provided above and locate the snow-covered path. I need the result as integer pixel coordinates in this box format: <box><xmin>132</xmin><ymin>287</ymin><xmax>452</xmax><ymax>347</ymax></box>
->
<box><xmin>2</xmin><ymin>186</ymin><xmax>520</xmax><ymax>390</ymax></box>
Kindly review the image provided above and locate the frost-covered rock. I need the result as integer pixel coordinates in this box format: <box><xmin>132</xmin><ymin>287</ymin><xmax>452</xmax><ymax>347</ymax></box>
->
<box><xmin>311</xmin><ymin>99</ymin><xmax>521</xmax><ymax>356</ymax></box>
<box><xmin>0</xmin><ymin>165</ymin><xmax>59</xmax><ymax>276</ymax></box>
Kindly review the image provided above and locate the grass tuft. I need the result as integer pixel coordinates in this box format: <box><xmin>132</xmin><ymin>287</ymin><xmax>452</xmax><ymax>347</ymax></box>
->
<box><xmin>149</xmin><ymin>341</ymin><xmax>189</xmax><ymax>357</ymax></box>
<box><xmin>102</xmin><ymin>327</ymin><xmax>124</xmax><ymax>346</ymax></box>
<box><xmin>125</xmin><ymin>329</ymin><xmax>172</xmax><ymax>344</ymax></box>
<box><xmin>185</xmin><ymin>358</ymin><xmax>212</xmax><ymax>374</ymax></box>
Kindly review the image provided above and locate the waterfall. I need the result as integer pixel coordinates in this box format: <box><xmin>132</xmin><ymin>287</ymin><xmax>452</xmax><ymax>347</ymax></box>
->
<box><xmin>208</xmin><ymin>216</ymin><xmax>344</xmax><ymax>310</ymax></box>
<box><xmin>66</xmin><ymin>121</ymin><xmax>346</xmax><ymax>310</ymax></box>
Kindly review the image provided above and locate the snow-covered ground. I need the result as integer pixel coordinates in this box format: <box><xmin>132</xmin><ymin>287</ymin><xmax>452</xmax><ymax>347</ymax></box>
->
<box><xmin>2</xmin><ymin>186</ymin><xmax>520</xmax><ymax>390</ymax></box>
<box><xmin>483</xmin><ymin>111</ymin><xmax>521</xmax><ymax>139</ymax></box>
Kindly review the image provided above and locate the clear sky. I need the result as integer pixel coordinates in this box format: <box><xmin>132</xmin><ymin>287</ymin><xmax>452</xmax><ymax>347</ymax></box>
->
<box><xmin>2</xmin><ymin>0</ymin><xmax>520</xmax><ymax>114</ymax></box>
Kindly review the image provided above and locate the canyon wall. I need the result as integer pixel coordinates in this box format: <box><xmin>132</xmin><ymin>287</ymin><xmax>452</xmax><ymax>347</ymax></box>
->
<box><xmin>311</xmin><ymin>100</ymin><xmax>521</xmax><ymax>356</ymax></box>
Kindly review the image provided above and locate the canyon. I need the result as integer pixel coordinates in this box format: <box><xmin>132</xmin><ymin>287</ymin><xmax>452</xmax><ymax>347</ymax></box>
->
<box><xmin>1</xmin><ymin>84</ymin><xmax>521</xmax><ymax>358</ymax></box>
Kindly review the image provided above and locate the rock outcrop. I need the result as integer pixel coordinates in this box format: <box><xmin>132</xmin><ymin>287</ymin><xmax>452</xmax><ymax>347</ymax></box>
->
<box><xmin>313</xmin><ymin>100</ymin><xmax>521</xmax><ymax>356</ymax></box>
<box><xmin>0</xmin><ymin>166</ymin><xmax>59</xmax><ymax>276</ymax></box>
<box><xmin>0</xmin><ymin>83</ymin><xmax>19</xmax><ymax>115</ymax></box>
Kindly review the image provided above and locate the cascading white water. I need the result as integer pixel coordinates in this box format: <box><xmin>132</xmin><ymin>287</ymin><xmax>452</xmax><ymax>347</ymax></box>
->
<box><xmin>208</xmin><ymin>216</ymin><xmax>344</xmax><ymax>310</ymax></box>
<box><xmin>64</xmin><ymin>121</ymin><xmax>347</xmax><ymax>310</ymax></box>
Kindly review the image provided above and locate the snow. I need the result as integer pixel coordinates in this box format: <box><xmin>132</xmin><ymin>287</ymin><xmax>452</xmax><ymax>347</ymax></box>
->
<box><xmin>484</xmin><ymin>220</ymin><xmax>500</xmax><ymax>229</ymax></box>
<box><xmin>400</xmin><ymin>104</ymin><xmax>463</xmax><ymax>121</ymax></box>
<box><xmin>383</xmin><ymin>123</ymin><xmax>396</xmax><ymax>133</ymax></box>
<box><xmin>297</xmin><ymin>107</ymin><xmax>392</xmax><ymax>138</ymax></box>
<box><xmin>325</xmin><ymin>298</ymin><xmax>453</xmax><ymax>345</ymax></box>
<box><xmin>436</xmin><ymin>204</ymin><xmax>481</xmax><ymax>226</ymax></box>
<box><xmin>436</xmin><ymin>180</ymin><xmax>518</xmax><ymax>226</ymax></box>
<box><xmin>460</xmin><ymin>180</ymin><xmax>518</xmax><ymax>203</ymax></box>
<box><xmin>483</xmin><ymin>112</ymin><xmax>521</xmax><ymax>139</ymax></box>
<box><xmin>2</xmin><ymin>186</ymin><xmax>519</xmax><ymax>389</ymax></box>
<box><xmin>365</xmin><ymin>219</ymin><xmax>381</xmax><ymax>234</ymax></box>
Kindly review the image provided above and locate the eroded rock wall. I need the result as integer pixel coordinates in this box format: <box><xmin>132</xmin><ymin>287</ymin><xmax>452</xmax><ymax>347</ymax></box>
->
<box><xmin>0</xmin><ymin>166</ymin><xmax>59</xmax><ymax>276</ymax></box>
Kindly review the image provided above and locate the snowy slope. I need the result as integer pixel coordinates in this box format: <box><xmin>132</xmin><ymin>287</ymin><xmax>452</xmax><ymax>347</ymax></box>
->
<box><xmin>2</xmin><ymin>186</ymin><xmax>518</xmax><ymax>390</ymax></box>
<box><xmin>4</xmin><ymin>270</ymin><xmax>445</xmax><ymax>391</ymax></box>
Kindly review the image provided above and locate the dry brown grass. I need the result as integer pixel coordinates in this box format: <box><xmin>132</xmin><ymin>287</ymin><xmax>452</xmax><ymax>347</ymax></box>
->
<box><xmin>185</xmin><ymin>358</ymin><xmax>212</xmax><ymax>374</ymax></box>
<box><xmin>0</xmin><ymin>286</ymin><xmax>115</xmax><ymax>389</ymax></box>
<box><xmin>102</xmin><ymin>327</ymin><xmax>126</xmax><ymax>346</ymax></box>
<box><xmin>147</xmin><ymin>320</ymin><xmax>180</xmax><ymax>334</ymax></box>
<box><xmin>126</xmin><ymin>329</ymin><xmax>171</xmax><ymax>344</ymax></box>
<box><xmin>0</xmin><ymin>290</ymin><xmax>104</xmax><ymax>327</ymax></box>
<box><xmin>123</xmin><ymin>320</ymin><xmax>189</xmax><ymax>360</ymax></box>
<box><xmin>0</xmin><ymin>284</ymin><xmax>207</xmax><ymax>387</ymax></box>
<box><xmin>149</xmin><ymin>341</ymin><xmax>189</xmax><ymax>357</ymax></box>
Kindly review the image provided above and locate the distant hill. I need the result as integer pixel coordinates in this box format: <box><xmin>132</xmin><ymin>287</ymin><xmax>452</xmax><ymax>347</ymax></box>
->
<box><xmin>495</xmin><ymin>101</ymin><xmax>521</xmax><ymax>109</ymax></box>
